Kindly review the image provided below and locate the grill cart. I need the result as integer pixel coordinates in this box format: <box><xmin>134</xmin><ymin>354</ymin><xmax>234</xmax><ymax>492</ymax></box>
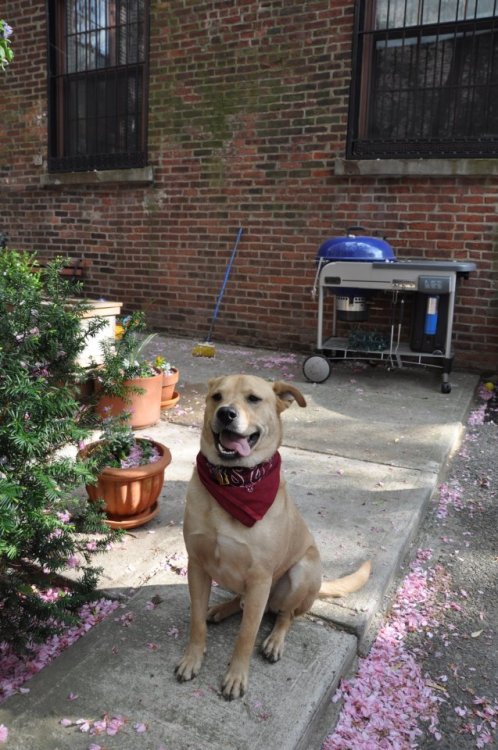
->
<box><xmin>303</xmin><ymin>230</ymin><xmax>476</xmax><ymax>394</ymax></box>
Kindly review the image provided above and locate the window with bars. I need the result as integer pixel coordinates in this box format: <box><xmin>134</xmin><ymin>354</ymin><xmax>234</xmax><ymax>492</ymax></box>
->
<box><xmin>348</xmin><ymin>0</ymin><xmax>498</xmax><ymax>158</ymax></box>
<box><xmin>47</xmin><ymin>0</ymin><xmax>149</xmax><ymax>172</ymax></box>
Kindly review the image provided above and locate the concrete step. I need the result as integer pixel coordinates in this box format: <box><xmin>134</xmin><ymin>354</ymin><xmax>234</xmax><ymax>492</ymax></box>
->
<box><xmin>1</xmin><ymin>571</ymin><xmax>357</xmax><ymax>750</ymax></box>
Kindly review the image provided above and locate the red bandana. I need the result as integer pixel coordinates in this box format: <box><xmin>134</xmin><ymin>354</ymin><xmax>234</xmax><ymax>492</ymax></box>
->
<box><xmin>196</xmin><ymin>452</ymin><xmax>282</xmax><ymax>527</ymax></box>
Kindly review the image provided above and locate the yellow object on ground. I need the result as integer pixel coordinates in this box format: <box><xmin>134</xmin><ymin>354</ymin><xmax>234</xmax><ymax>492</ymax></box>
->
<box><xmin>192</xmin><ymin>341</ymin><xmax>216</xmax><ymax>357</ymax></box>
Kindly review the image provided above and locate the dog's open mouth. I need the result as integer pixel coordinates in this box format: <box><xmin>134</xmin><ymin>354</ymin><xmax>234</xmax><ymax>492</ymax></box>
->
<box><xmin>215</xmin><ymin>429</ymin><xmax>261</xmax><ymax>459</ymax></box>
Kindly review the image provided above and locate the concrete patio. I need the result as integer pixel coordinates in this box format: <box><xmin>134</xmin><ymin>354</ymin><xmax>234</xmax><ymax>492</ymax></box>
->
<box><xmin>0</xmin><ymin>336</ymin><xmax>478</xmax><ymax>749</ymax></box>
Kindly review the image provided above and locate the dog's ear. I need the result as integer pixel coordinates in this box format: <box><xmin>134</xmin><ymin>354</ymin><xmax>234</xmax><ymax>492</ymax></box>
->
<box><xmin>273</xmin><ymin>381</ymin><xmax>307</xmax><ymax>412</ymax></box>
<box><xmin>207</xmin><ymin>376</ymin><xmax>224</xmax><ymax>394</ymax></box>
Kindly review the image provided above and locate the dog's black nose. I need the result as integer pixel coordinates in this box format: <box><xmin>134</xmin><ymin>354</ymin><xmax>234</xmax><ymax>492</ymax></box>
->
<box><xmin>217</xmin><ymin>406</ymin><xmax>237</xmax><ymax>425</ymax></box>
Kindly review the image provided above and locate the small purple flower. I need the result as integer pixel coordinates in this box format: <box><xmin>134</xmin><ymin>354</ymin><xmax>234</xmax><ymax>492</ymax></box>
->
<box><xmin>1</xmin><ymin>22</ymin><xmax>13</xmax><ymax>39</ymax></box>
<box><xmin>66</xmin><ymin>554</ymin><xmax>79</xmax><ymax>569</ymax></box>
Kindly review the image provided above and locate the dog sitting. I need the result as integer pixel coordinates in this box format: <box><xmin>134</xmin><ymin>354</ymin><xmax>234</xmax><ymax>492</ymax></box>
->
<box><xmin>175</xmin><ymin>374</ymin><xmax>371</xmax><ymax>700</ymax></box>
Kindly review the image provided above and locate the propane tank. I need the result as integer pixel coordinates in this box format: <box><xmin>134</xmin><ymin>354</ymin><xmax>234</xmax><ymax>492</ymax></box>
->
<box><xmin>424</xmin><ymin>296</ymin><xmax>439</xmax><ymax>335</ymax></box>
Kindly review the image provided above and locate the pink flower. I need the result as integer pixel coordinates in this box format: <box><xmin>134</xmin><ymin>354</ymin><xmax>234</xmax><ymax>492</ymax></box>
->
<box><xmin>478</xmin><ymin>383</ymin><xmax>494</xmax><ymax>401</ymax></box>
<box><xmin>36</xmin><ymin>587</ymin><xmax>62</xmax><ymax>603</ymax></box>
<box><xmin>0</xmin><ymin>598</ymin><xmax>119</xmax><ymax>703</ymax></box>
<box><xmin>323</xmin><ymin>548</ymin><xmax>443</xmax><ymax>749</ymax></box>
<box><xmin>105</xmin><ymin>716</ymin><xmax>125</xmax><ymax>735</ymax></box>
<box><xmin>0</xmin><ymin>725</ymin><xmax>8</xmax><ymax>743</ymax></box>
<box><xmin>468</xmin><ymin>404</ymin><xmax>487</xmax><ymax>426</ymax></box>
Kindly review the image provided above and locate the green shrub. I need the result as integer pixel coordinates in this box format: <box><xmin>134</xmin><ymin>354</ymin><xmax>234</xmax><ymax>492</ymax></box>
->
<box><xmin>0</xmin><ymin>250</ymin><xmax>116</xmax><ymax>651</ymax></box>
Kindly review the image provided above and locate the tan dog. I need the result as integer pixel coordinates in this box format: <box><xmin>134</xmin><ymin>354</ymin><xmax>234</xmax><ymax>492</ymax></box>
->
<box><xmin>175</xmin><ymin>374</ymin><xmax>371</xmax><ymax>699</ymax></box>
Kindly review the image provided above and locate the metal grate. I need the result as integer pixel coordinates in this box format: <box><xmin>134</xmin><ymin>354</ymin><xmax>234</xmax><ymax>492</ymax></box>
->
<box><xmin>48</xmin><ymin>0</ymin><xmax>148</xmax><ymax>172</ymax></box>
<box><xmin>349</xmin><ymin>0</ymin><xmax>498</xmax><ymax>158</ymax></box>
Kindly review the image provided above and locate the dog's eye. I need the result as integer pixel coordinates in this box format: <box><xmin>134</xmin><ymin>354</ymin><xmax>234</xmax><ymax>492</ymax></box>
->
<box><xmin>247</xmin><ymin>394</ymin><xmax>262</xmax><ymax>404</ymax></box>
<box><xmin>212</xmin><ymin>392</ymin><xmax>222</xmax><ymax>402</ymax></box>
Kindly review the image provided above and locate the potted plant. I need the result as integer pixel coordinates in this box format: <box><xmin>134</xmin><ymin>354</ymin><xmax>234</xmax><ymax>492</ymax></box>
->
<box><xmin>93</xmin><ymin>311</ymin><xmax>163</xmax><ymax>429</ymax></box>
<box><xmin>154</xmin><ymin>356</ymin><xmax>180</xmax><ymax>409</ymax></box>
<box><xmin>78</xmin><ymin>411</ymin><xmax>172</xmax><ymax>529</ymax></box>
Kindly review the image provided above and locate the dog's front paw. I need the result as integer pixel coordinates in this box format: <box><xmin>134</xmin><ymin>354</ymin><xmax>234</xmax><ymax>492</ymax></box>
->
<box><xmin>221</xmin><ymin>666</ymin><xmax>248</xmax><ymax>700</ymax></box>
<box><xmin>175</xmin><ymin>647</ymin><xmax>204</xmax><ymax>682</ymax></box>
<box><xmin>261</xmin><ymin>632</ymin><xmax>285</xmax><ymax>663</ymax></box>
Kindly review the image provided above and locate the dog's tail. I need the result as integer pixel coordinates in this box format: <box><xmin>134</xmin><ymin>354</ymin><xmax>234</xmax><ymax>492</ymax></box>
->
<box><xmin>318</xmin><ymin>560</ymin><xmax>372</xmax><ymax>599</ymax></box>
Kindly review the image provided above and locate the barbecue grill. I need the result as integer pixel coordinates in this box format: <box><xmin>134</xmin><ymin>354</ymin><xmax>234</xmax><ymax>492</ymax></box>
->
<box><xmin>304</xmin><ymin>230</ymin><xmax>476</xmax><ymax>393</ymax></box>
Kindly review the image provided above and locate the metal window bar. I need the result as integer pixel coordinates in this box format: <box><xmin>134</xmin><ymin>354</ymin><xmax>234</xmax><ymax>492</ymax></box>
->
<box><xmin>349</xmin><ymin>0</ymin><xmax>498</xmax><ymax>158</ymax></box>
<box><xmin>48</xmin><ymin>0</ymin><xmax>148</xmax><ymax>172</ymax></box>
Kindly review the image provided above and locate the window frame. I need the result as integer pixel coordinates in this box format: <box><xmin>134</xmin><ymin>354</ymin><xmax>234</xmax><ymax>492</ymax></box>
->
<box><xmin>47</xmin><ymin>0</ymin><xmax>150</xmax><ymax>173</ymax></box>
<box><xmin>347</xmin><ymin>0</ymin><xmax>498</xmax><ymax>159</ymax></box>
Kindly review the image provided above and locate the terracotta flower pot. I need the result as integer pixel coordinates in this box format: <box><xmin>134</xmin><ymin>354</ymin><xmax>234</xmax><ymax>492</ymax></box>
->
<box><xmin>95</xmin><ymin>371</ymin><xmax>163</xmax><ymax>429</ymax></box>
<box><xmin>161</xmin><ymin>367</ymin><xmax>180</xmax><ymax>409</ymax></box>
<box><xmin>80</xmin><ymin>439</ymin><xmax>172</xmax><ymax>529</ymax></box>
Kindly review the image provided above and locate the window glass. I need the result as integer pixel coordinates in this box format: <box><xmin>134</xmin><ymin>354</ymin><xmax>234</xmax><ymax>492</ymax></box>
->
<box><xmin>48</xmin><ymin>0</ymin><xmax>148</xmax><ymax>172</ymax></box>
<box><xmin>376</xmin><ymin>0</ymin><xmax>498</xmax><ymax>28</ymax></box>
<box><xmin>349</xmin><ymin>0</ymin><xmax>498</xmax><ymax>157</ymax></box>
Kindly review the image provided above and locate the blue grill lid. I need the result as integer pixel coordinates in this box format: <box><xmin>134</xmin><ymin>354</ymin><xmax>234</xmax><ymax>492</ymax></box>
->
<box><xmin>317</xmin><ymin>233</ymin><xmax>396</xmax><ymax>262</ymax></box>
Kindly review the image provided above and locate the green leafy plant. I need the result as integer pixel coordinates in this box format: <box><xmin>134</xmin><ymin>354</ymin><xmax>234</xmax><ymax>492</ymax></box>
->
<box><xmin>94</xmin><ymin>311</ymin><xmax>159</xmax><ymax>398</ymax></box>
<box><xmin>83</xmin><ymin>410</ymin><xmax>162</xmax><ymax>470</ymax></box>
<box><xmin>154</xmin><ymin>355</ymin><xmax>174</xmax><ymax>374</ymax></box>
<box><xmin>0</xmin><ymin>250</ymin><xmax>116</xmax><ymax>651</ymax></box>
<box><xmin>0</xmin><ymin>20</ymin><xmax>13</xmax><ymax>70</ymax></box>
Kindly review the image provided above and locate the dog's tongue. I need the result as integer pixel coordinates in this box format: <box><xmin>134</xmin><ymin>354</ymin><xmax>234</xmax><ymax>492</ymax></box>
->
<box><xmin>220</xmin><ymin>430</ymin><xmax>251</xmax><ymax>457</ymax></box>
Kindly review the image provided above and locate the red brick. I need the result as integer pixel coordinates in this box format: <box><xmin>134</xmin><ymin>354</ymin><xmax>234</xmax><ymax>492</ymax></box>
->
<box><xmin>0</xmin><ymin>0</ymin><xmax>496</xmax><ymax>369</ymax></box>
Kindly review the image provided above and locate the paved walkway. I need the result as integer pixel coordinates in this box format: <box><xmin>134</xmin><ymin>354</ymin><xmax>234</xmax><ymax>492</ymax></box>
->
<box><xmin>0</xmin><ymin>337</ymin><xmax>478</xmax><ymax>749</ymax></box>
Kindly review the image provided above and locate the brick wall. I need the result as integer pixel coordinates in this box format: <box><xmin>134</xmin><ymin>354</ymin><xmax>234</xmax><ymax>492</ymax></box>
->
<box><xmin>1</xmin><ymin>0</ymin><xmax>497</xmax><ymax>370</ymax></box>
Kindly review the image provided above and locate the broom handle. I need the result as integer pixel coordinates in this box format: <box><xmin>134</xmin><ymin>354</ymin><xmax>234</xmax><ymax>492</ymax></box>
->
<box><xmin>206</xmin><ymin>227</ymin><xmax>244</xmax><ymax>342</ymax></box>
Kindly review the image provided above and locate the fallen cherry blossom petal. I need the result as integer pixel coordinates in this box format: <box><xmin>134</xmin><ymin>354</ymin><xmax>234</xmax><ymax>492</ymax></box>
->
<box><xmin>0</xmin><ymin>598</ymin><xmax>119</xmax><ymax>704</ymax></box>
<box><xmin>323</xmin><ymin>550</ymin><xmax>443</xmax><ymax>749</ymax></box>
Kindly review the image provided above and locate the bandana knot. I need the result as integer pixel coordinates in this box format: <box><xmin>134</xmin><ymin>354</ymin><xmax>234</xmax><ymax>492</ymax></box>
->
<box><xmin>196</xmin><ymin>451</ymin><xmax>281</xmax><ymax>527</ymax></box>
